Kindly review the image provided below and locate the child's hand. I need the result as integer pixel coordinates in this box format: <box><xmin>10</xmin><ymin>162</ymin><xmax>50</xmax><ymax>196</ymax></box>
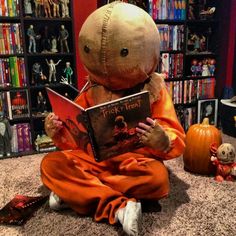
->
<box><xmin>136</xmin><ymin>117</ymin><xmax>170</xmax><ymax>152</ymax></box>
<box><xmin>44</xmin><ymin>113</ymin><xmax>63</xmax><ymax>138</ymax></box>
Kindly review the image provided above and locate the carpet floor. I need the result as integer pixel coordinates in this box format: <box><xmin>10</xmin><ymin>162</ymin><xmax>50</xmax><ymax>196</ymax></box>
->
<box><xmin>0</xmin><ymin>134</ymin><xmax>236</xmax><ymax>236</ymax></box>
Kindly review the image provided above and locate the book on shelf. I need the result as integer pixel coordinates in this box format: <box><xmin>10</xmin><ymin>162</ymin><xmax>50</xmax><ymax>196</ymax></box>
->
<box><xmin>46</xmin><ymin>87</ymin><xmax>151</xmax><ymax>162</ymax></box>
<box><xmin>5</xmin><ymin>89</ymin><xmax>30</xmax><ymax>120</ymax></box>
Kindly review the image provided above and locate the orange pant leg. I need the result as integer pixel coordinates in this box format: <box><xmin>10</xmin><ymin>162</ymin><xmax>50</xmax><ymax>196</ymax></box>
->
<box><xmin>40</xmin><ymin>150</ymin><xmax>169</xmax><ymax>224</ymax></box>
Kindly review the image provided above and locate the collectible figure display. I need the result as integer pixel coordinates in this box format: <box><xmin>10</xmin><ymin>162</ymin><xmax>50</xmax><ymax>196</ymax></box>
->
<box><xmin>45</xmin><ymin>59</ymin><xmax>62</xmax><ymax>83</ymax></box>
<box><xmin>60</xmin><ymin>0</ymin><xmax>70</xmax><ymax>18</ymax></box>
<box><xmin>40</xmin><ymin>26</ymin><xmax>51</xmax><ymax>53</ymax></box>
<box><xmin>50</xmin><ymin>35</ymin><xmax>58</xmax><ymax>53</ymax></box>
<box><xmin>0</xmin><ymin>116</ymin><xmax>12</xmax><ymax>157</ymax></box>
<box><xmin>37</xmin><ymin>91</ymin><xmax>47</xmax><ymax>114</ymax></box>
<box><xmin>58</xmin><ymin>25</ymin><xmax>69</xmax><ymax>53</ymax></box>
<box><xmin>190</xmin><ymin>58</ymin><xmax>216</xmax><ymax>77</ymax></box>
<box><xmin>41</xmin><ymin>2</ymin><xmax>185</xmax><ymax>236</ymax></box>
<box><xmin>62</xmin><ymin>62</ymin><xmax>73</xmax><ymax>84</ymax></box>
<box><xmin>32</xmin><ymin>62</ymin><xmax>44</xmax><ymax>85</ymax></box>
<box><xmin>27</xmin><ymin>25</ymin><xmax>37</xmax><ymax>53</ymax></box>
<box><xmin>24</xmin><ymin>0</ymin><xmax>33</xmax><ymax>17</ymax></box>
<box><xmin>211</xmin><ymin>143</ymin><xmax>236</xmax><ymax>182</ymax></box>
<box><xmin>43</xmin><ymin>0</ymin><xmax>52</xmax><ymax>18</ymax></box>
<box><xmin>52</xmin><ymin>0</ymin><xmax>60</xmax><ymax>17</ymax></box>
<box><xmin>34</xmin><ymin>0</ymin><xmax>42</xmax><ymax>17</ymax></box>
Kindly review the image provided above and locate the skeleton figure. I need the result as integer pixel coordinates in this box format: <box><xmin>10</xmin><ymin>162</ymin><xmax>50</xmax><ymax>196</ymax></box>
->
<box><xmin>0</xmin><ymin>116</ymin><xmax>12</xmax><ymax>157</ymax></box>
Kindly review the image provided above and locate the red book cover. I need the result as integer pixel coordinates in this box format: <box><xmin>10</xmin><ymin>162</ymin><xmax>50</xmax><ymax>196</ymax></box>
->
<box><xmin>0</xmin><ymin>195</ymin><xmax>48</xmax><ymax>225</ymax></box>
<box><xmin>47</xmin><ymin>88</ymin><xmax>151</xmax><ymax>162</ymax></box>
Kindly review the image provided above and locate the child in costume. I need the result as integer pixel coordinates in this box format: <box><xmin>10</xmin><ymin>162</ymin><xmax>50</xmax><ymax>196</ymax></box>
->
<box><xmin>40</xmin><ymin>2</ymin><xmax>185</xmax><ymax>236</ymax></box>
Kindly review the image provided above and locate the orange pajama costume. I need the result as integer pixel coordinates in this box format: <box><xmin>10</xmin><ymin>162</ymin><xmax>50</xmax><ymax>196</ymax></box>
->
<box><xmin>40</xmin><ymin>85</ymin><xmax>185</xmax><ymax>224</ymax></box>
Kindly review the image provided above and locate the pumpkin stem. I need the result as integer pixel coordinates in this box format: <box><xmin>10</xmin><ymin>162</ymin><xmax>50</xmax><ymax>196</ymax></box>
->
<box><xmin>202</xmin><ymin>118</ymin><xmax>209</xmax><ymax>125</ymax></box>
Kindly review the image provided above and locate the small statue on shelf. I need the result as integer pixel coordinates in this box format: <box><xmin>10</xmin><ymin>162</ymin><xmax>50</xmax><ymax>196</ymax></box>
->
<box><xmin>0</xmin><ymin>115</ymin><xmax>12</xmax><ymax>158</ymax></box>
<box><xmin>45</xmin><ymin>59</ymin><xmax>62</xmax><ymax>83</ymax></box>
<box><xmin>24</xmin><ymin>0</ymin><xmax>33</xmax><ymax>17</ymax></box>
<box><xmin>202</xmin><ymin>59</ymin><xmax>210</xmax><ymax>77</ymax></box>
<box><xmin>191</xmin><ymin>33</ymin><xmax>200</xmax><ymax>52</ymax></box>
<box><xmin>50</xmin><ymin>35</ymin><xmax>58</xmax><ymax>53</ymax></box>
<box><xmin>32</xmin><ymin>62</ymin><xmax>44</xmax><ymax>85</ymax></box>
<box><xmin>196</xmin><ymin>61</ymin><xmax>203</xmax><ymax>76</ymax></box>
<box><xmin>190</xmin><ymin>59</ymin><xmax>198</xmax><ymax>76</ymax></box>
<box><xmin>63</xmin><ymin>61</ymin><xmax>73</xmax><ymax>84</ymax></box>
<box><xmin>37</xmin><ymin>91</ymin><xmax>47</xmax><ymax>114</ymax></box>
<box><xmin>27</xmin><ymin>24</ymin><xmax>37</xmax><ymax>53</ymax></box>
<box><xmin>52</xmin><ymin>0</ymin><xmax>60</xmax><ymax>17</ymax></box>
<box><xmin>58</xmin><ymin>25</ymin><xmax>69</xmax><ymax>53</ymax></box>
<box><xmin>208</xmin><ymin>59</ymin><xmax>216</xmax><ymax>76</ymax></box>
<box><xmin>60</xmin><ymin>0</ymin><xmax>70</xmax><ymax>18</ymax></box>
<box><xmin>34</xmin><ymin>0</ymin><xmax>43</xmax><ymax>17</ymax></box>
<box><xmin>42</xmin><ymin>0</ymin><xmax>52</xmax><ymax>18</ymax></box>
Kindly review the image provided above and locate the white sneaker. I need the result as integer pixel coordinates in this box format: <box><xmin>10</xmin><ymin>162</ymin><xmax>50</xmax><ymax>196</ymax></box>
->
<box><xmin>49</xmin><ymin>192</ymin><xmax>68</xmax><ymax>210</ymax></box>
<box><xmin>116</xmin><ymin>201</ymin><xmax>142</xmax><ymax>236</ymax></box>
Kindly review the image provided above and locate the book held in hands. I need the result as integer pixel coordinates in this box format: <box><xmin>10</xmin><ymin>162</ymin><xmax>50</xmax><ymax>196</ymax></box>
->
<box><xmin>46</xmin><ymin>88</ymin><xmax>151</xmax><ymax>162</ymax></box>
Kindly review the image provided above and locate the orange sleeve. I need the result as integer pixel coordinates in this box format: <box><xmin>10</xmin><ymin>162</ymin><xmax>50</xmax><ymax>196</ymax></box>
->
<box><xmin>141</xmin><ymin>86</ymin><xmax>186</xmax><ymax>160</ymax></box>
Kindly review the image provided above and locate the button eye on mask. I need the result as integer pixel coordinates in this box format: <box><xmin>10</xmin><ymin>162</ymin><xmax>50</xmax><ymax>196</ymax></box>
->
<box><xmin>120</xmin><ymin>48</ymin><xmax>129</xmax><ymax>57</ymax></box>
<box><xmin>84</xmin><ymin>45</ymin><xmax>90</xmax><ymax>53</ymax></box>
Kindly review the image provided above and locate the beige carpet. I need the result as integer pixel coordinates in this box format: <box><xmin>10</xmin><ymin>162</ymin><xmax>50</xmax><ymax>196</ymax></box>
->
<box><xmin>0</xmin><ymin>134</ymin><xmax>236</xmax><ymax>236</ymax></box>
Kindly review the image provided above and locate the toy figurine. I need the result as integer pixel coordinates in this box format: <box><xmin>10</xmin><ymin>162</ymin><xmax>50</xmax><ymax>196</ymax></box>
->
<box><xmin>191</xmin><ymin>33</ymin><xmax>200</xmax><ymax>52</ymax></box>
<box><xmin>196</xmin><ymin>61</ymin><xmax>203</xmax><ymax>76</ymax></box>
<box><xmin>208</xmin><ymin>59</ymin><xmax>216</xmax><ymax>76</ymax></box>
<box><xmin>32</xmin><ymin>62</ymin><xmax>43</xmax><ymax>85</ymax></box>
<box><xmin>202</xmin><ymin>60</ymin><xmax>210</xmax><ymax>76</ymax></box>
<box><xmin>60</xmin><ymin>0</ymin><xmax>70</xmax><ymax>18</ymax></box>
<box><xmin>50</xmin><ymin>35</ymin><xmax>58</xmax><ymax>53</ymax></box>
<box><xmin>52</xmin><ymin>0</ymin><xmax>60</xmax><ymax>17</ymax></box>
<box><xmin>24</xmin><ymin>0</ymin><xmax>33</xmax><ymax>17</ymax></box>
<box><xmin>0</xmin><ymin>115</ymin><xmax>12</xmax><ymax>157</ymax></box>
<box><xmin>34</xmin><ymin>0</ymin><xmax>42</xmax><ymax>17</ymax></box>
<box><xmin>37</xmin><ymin>91</ymin><xmax>47</xmax><ymax>114</ymax></box>
<box><xmin>63</xmin><ymin>62</ymin><xmax>73</xmax><ymax>84</ymax></box>
<box><xmin>190</xmin><ymin>59</ymin><xmax>198</xmax><ymax>76</ymax></box>
<box><xmin>58</xmin><ymin>25</ymin><xmax>69</xmax><ymax>53</ymax></box>
<box><xmin>43</xmin><ymin>0</ymin><xmax>52</xmax><ymax>18</ymax></box>
<box><xmin>211</xmin><ymin>143</ymin><xmax>236</xmax><ymax>182</ymax></box>
<box><xmin>45</xmin><ymin>59</ymin><xmax>62</xmax><ymax>83</ymax></box>
<box><xmin>27</xmin><ymin>25</ymin><xmax>37</xmax><ymax>53</ymax></box>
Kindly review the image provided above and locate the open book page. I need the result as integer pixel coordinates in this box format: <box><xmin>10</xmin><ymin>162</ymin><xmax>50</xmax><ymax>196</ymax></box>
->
<box><xmin>85</xmin><ymin>91</ymin><xmax>151</xmax><ymax>161</ymax></box>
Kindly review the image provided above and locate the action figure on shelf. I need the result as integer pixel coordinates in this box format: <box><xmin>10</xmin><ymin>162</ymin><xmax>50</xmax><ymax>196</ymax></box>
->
<box><xmin>34</xmin><ymin>0</ymin><xmax>42</xmax><ymax>17</ymax></box>
<box><xmin>27</xmin><ymin>25</ymin><xmax>37</xmax><ymax>53</ymax></box>
<box><xmin>202</xmin><ymin>60</ymin><xmax>210</xmax><ymax>76</ymax></box>
<box><xmin>50</xmin><ymin>35</ymin><xmax>58</xmax><ymax>53</ymax></box>
<box><xmin>24</xmin><ymin>0</ymin><xmax>33</xmax><ymax>17</ymax></box>
<box><xmin>37</xmin><ymin>91</ymin><xmax>47</xmax><ymax>114</ymax></box>
<box><xmin>211</xmin><ymin>143</ymin><xmax>236</xmax><ymax>182</ymax></box>
<box><xmin>60</xmin><ymin>0</ymin><xmax>70</xmax><ymax>18</ymax></box>
<box><xmin>32</xmin><ymin>62</ymin><xmax>43</xmax><ymax>85</ymax></box>
<box><xmin>0</xmin><ymin>115</ymin><xmax>12</xmax><ymax>157</ymax></box>
<box><xmin>208</xmin><ymin>59</ymin><xmax>216</xmax><ymax>76</ymax></box>
<box><xmin>45</xmin><ymin>59</ymin><xmax>62</xmax><ymax>83</ymax></box>
<box><xmin>190</xmin><ymin>59</ymin><xmax>198</xmax><ymax>76</ymax></box>
<box><xmin>191</xmin><ymin>33</ymin><xmax>200</xmax><ymax>52</ymax></box>
<box><xmin>52</xmin><ymin>0</ymin><xmax>60</xmax><ymax>17</ymax></box>
<box><xmin>196</xmin><ymin>61</ymin><xmax>203</xmax><ymax>76</ymax></box>
<box><xmin>63</xmin><ymin>62</ymin><xmax>73</xmax><ymax>84</ymax></box>
<box><xmin>42</xmin><ymin>0</ymin><xmax>52</xmax><ymax>18</ymax></box>
<box><xmin>58</xmin><ymin>25</ymin><xmax>69</xmax><ymax>53</ymax></box>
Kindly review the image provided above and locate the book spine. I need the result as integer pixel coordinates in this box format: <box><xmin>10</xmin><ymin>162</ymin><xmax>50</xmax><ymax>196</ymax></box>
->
<box><xmin>16</xmin><ymin>123</ymin><xmax>24</xmax><ymax>152</ymax></box>
<box><xmin>11</xmin><ymin>124</ymin><xmax>18</xmax><ymax>152</ymax></box>
<box><xmin>22</xmin><ymin>123</ymin><xmax>32</xmax><ymax>152</ymax></box>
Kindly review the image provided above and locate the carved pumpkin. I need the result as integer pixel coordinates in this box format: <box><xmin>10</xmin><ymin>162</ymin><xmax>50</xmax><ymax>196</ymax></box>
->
<box><xmin>183</xmin><ymin>118</ymin><xmax>222</xmax><ymax>175</ymax></box>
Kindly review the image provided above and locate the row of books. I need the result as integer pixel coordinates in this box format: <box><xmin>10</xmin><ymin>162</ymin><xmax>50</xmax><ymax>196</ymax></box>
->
<box><xmin>0</xmin><ymin>57</ymin><xmax>26</xmax><ymax>88</ymax></box>
<box><xmin>165</xmin><ymin>78</ymin><xmax>215</xmax><ymax>104</ymax></box>
<box><xmin>0</xmin><ymin>89</ymin><xmax>30</xmax><ymax>120</ymax></box>
<box><xmin>157</xmin><ymin>25</ymin><xmax>184</xmax><ymax>51</ymax></box>
<box><xmin>183</xmin><ymin>78</ymin><xmax>215</xmax><ymax>104</ymax></box>
<box><xmin>149</xmin><ymin>0</ymin><xmax>186</xmax><ymax>20</ymax></box>
<box><xmin>0</xmin><ymin>0</ymin><xmax>19</xmax><ymax>17</ymax></box>
<box><xmin>11</xmin><ymin>122</ymin><xmax>33</xmax><ymax>153</ymax></box>
<box><xmin>0</xmin><ymin>23</ymin><xmax>23</xmax><ymax>55</ymax></box>
<box><xmin>160</xmin><ymin>53</ymin><xmax>183</xmax><ymax>78</ymax></box>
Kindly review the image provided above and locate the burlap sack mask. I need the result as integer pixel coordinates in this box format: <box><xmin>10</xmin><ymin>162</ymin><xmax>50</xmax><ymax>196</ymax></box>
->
<box><xmin>78</xmin><ymin>1</ymin><xmax>161</xmax><ymax>91</ymax></box>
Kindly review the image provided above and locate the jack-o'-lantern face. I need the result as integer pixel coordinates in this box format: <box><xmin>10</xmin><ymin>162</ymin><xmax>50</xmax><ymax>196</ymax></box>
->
<box><xmin>217</xmin><ymin>143</ymin><xmax>236</xmax><ymax>164</ymax></box>
<box><xmin>78</xmin><ymin>2</ymin><xmax>160</xmax><ymax>90</ymax></box>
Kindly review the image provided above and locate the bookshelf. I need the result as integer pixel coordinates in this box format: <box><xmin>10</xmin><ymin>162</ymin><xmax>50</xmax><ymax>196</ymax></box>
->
<box><xmin>98</xmin><ymin>0</ymin><xmax>221</xmax><ymax>131</ymax></box>
<box><xmin>0</xmin><ymin>0</ymin><xmax>78</xmax><ymax>158</ymax></box>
